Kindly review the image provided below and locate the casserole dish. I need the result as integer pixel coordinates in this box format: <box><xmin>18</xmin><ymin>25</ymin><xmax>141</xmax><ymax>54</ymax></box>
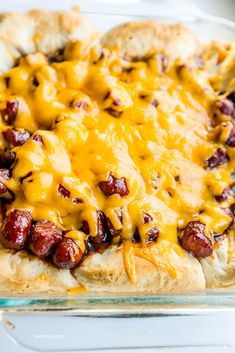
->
<box><xmin>1</xmin><ymin>0</ymin><xmax>235</xmax><ymax>314</ymax></box>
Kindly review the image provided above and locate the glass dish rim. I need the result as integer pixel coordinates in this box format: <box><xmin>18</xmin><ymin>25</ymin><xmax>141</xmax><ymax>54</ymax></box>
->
<box><xmin>2</xmin><ymin>291</ymin><xmax>235</xmax><ymax>313</ymax></box>
<box><xmin>1</xmin><ymin>3</ymin><xmax>235</xmax><ymax>312</ymax></box>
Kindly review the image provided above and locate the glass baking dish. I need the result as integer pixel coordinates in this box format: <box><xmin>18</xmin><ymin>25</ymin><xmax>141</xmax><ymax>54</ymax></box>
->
<box><xmin>1</xmin><ymin>0</ymin><xmax>235</xmax><ymax>315</ymax></box>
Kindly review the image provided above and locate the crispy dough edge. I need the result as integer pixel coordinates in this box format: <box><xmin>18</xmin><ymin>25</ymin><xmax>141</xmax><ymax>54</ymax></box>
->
<box><xmin>74</xmin><ymin>243</ymin><xmax>205</xmax><ymax>293</ymax></box>
<box><xmin>0</xmin><ymin>7</ymin><xmax>99</xmax><ymax>73</ymax></box>
<box><xmin>101</xmin><ymin>20</ymin><xmax>199</xmax><ymax>61</ymax></box>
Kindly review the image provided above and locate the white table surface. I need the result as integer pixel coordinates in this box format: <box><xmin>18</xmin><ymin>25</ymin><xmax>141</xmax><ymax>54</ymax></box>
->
<box><xmin>1</xmin><ymin>1</ymin><xmax>235</xmax><ymax>352</ymax></box>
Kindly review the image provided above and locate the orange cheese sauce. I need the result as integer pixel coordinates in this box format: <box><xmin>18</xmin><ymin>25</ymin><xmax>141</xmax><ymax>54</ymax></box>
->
<box><xmin>0</xmin><ymin>40</ymin><xmax>234</xmax><ymax>260</ymax></box>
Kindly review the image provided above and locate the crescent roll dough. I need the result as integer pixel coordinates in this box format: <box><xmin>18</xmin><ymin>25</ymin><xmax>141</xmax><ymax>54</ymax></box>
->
<box><xmin>101</xmin><ymin>20</ymin><xmax>198</xmax><ymax>61</ymax></box>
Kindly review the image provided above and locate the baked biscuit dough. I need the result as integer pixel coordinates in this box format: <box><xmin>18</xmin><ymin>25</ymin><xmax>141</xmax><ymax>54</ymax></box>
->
<box><xmin>200</xmin><ymin>235</ymin><xmax>235</xmax><ymax>289</ymax></box>
<box><xmin>101</xmin><ymin>20</ymin><xmax>198</xmax><ymax>61</ymax></box>
<box><xmin>74</xmin><ymin>242</ymin><xmax>205</xmax><ymax>293</ymax></box>
<box><xmin>0</xmin><ymin>8</ymin><xmax>98</xmax><ymax>73</ymax></box>
<box><xmin>0</xmin><ymin>241</ymin><xmax>205</xmax><ymax>294</ymax></box>
<box><xmin>0</xmin><ymin>245</ymin><xmax>77</xmax><ymax>293</ymax></box>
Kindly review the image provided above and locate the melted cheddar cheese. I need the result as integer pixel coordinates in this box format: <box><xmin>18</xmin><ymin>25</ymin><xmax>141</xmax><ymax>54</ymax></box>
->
<box><xmin>0</xmin><ymin>39</ymin><xmax>235</xmax><ymax>276</ymax></box>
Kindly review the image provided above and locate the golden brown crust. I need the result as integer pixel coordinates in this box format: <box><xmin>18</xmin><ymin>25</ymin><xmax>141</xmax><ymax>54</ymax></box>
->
<box><xmin>0</xmin><ymin>7</ymin><xmax>98</xmax><ymax>73</ymax></box>
<box><xmin>74</xmin><ymin>242</ymin><xmax>205</xmax><ymax>292</ymax></box>
<box><xmin>101</xmin><ymin>20</ymin><xmax>198</xmax><ymax>61</ymax></box>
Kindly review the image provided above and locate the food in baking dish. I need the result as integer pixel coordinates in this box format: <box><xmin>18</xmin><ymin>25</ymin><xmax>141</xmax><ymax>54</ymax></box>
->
<box><xmin>0</xmin><ymin>8</ymin><xmax>235</xmax><ymax>293</ymax></box>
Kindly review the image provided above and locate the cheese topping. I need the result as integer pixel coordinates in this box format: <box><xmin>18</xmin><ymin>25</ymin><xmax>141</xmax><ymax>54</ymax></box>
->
<box><xmin>0</xmin><ymin>39</ymin><xmax>235</xmax><ymax>276</ymax></box>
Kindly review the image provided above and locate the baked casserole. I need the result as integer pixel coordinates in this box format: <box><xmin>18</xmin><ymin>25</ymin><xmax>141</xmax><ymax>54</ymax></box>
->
<box><xmin>0</xmin><ymin>8</ymin><xmax>235</xmax><ymax>293</ymax></box>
